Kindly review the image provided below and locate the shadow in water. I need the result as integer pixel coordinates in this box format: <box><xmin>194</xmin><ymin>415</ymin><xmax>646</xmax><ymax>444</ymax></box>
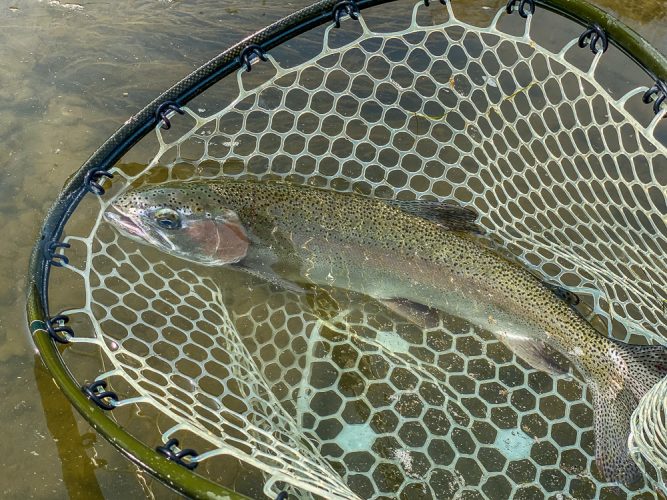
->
<box><xmin>33</xmin><ymin>355</ymin><xmax>105</xmax><ymax>500</ymax></box>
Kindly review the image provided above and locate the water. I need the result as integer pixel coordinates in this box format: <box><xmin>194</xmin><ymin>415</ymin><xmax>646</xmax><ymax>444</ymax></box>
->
<box><xmin>0</xmin><ymin>0</ymin><xmax>665</xmax><ymax>498</ymax></box>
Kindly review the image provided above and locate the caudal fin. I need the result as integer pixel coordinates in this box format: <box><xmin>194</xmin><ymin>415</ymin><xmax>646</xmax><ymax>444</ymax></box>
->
<box><xmin>591</xmin><ymin>341</ymin><xmax>667</xmax><ymax>485</ymax></box>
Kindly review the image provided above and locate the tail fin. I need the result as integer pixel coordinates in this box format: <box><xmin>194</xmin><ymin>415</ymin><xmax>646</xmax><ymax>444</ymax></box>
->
<box><xmin>591</xmin><ymin>341</ymin><xmax>667</xmax><ymax>485</ymax></box>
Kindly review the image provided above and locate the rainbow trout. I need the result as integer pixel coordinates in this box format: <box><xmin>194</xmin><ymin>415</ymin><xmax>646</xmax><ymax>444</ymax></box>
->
<box><xmin>104</xmin><ymin>178</ymin><xmax>667</xmax><ymax>485</ymax></box>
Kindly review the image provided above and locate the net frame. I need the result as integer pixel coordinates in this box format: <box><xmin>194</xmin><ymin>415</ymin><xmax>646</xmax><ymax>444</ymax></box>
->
<box><xmin>26</xmin><ymin>0</ymin><xmax>667</xmax><ymax>498</ymax></box>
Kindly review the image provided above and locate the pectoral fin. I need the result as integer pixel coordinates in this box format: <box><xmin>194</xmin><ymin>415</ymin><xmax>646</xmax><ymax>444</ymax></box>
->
<box><xmin>385</xmin><ymin>199</ymin><xmax>484</xmax><ymax>234</ymax></box>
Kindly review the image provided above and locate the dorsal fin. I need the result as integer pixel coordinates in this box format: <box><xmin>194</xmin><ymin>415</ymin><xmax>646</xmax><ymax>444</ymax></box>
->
<box><xmin>385</xmin><ymin>199</ymin><xmax>484</xmax><ymax>234</ymax></box>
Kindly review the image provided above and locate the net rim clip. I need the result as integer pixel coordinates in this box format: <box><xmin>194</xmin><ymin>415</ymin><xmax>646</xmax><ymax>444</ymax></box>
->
<box><xmin>84</xmin><ymin>169</ymin><xmax>113</xmax><ymax>196</ymax></box>
<box><xmin>332</xmin><ymin>1</ymin><xmax>360</xmax><ymax>28</ymax></box>
<box><xmin>82</xmin><ymin>380</ymin><xmax>118</xmax><ymax>411</ymax></box>
<box><xmin>505</xmin><ymin>0</ymin><xmax>535</xmax><ymax>18</ymax></box>
<box><xmin>578</xmin><ymin>23</ymin><xmax>609</xmax><ymax>54</ymax></box>
<box><xmin>643</xmin><ymin>79</ymin><xmax>667</xmax><ymax>115</ymax></box>
<box><xmin>46</xmin><ymin>241</ymin><xmax>70</xmax><ymax>268</ymax></box>
<box><xmin>423</xmin><ymin>0</ymin><xmax>447</xmax><ymax>6</ymax></box>
<box><xmin>155</xmin><ymin>101</ymin><xmax>185</xmax><ymax>130</ymax></box>
<box><xmin>46</xmin><ymin>314</ymin><xmax>74</xmax><ymax>344</ymax></box>
<box><xmin>239</xmin><ymin>44</ymin><xmax>268</xmax><ymax>72</ymax></box>
<box><xmin>156</xmin><ymin>438</ymin><xmax>199</xmax><ymax>470</ymax></box>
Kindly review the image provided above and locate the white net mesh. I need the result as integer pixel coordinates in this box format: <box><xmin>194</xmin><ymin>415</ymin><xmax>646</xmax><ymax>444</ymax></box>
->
<box><xmin>52</xmin><ymin>1</ymin><xmax>667</xmax><ymax>498</ymax></box>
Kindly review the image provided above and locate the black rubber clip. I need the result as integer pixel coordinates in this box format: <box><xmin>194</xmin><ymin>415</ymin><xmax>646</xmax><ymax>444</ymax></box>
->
<box><xmin>82</xmin><ymin>380</ymin><xmax>118</xmax><ymax>411</ymax></box>
<box><xmin>643</xmin><ymin>79</ymin><xmax>667</xmax><ymax>115</ymax></box>
<box><xmin>84</xmin><ymin>169</ymin><xmax>113</xmax><ymax>196</ymax></box>
<box><xmin>332</xmin><ymin>1</ymin><xmax>360</xmax><ymax>28</ymax></box>
<box><xmin>578</xmin><ymin>24</ymin><xmax>608</xmax><ymax>54</ymax></box>
<box><xmin>505</xmin><ymin>0</ymin><xmax>535</xmax><ymax>18</ymax></box>
<box><xmin>47</xmin><ymin>314</ymin><xmax>74</xmax><ymax>344</ymax></box>
<box><xmin>155</xmin><ymin>101</ymin><xmax>184</xmax><ymax>130</ymax></box>
<box><xmin>47</xmin><ymin>241</ymin><xmax>71</xmax><ymax>268</ymax></box>
<box><xmin>275</xmin><ymin>492</ymin><xmax>288</xmax><ymax>500</ymax></box>
<box><xmin>239</xmin><ymin>44</ymin><xmax>268</xmax><ymax>72</ymax></box>
<box><xmin>423</xmin><ymin>0</ymin><xmax>447</xmax><ymax>5</ymax></box>
<box><xmin>156</xmin><ymin>438</ymin><xmax>199</xmax><ymax>470</ymax></box>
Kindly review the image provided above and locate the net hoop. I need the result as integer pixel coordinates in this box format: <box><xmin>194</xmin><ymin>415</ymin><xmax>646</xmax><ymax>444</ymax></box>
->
<box><xmin>26</xmin><ymin>0</ymin><xmax>667</xmax><ymax>498</ymax></box>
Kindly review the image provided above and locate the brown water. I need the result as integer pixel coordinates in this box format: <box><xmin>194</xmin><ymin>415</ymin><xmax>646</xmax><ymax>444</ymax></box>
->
<box><xmin>0</xmin><ymin>0</ymin><xmax>664</xmax><ymax>497</ymax></box>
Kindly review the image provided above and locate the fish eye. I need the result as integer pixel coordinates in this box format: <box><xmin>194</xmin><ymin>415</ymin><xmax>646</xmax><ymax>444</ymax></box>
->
<box><xmin>154</xmin><ymin>208</ymin><xmax>181</xmax><ymax>230</ymax></box>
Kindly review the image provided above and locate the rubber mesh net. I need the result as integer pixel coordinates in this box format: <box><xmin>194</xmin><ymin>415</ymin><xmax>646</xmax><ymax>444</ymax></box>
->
<box><xmin>53</xmin><ymin>1</ymin><xmax>667</xmax><ymax>498</ymax></box>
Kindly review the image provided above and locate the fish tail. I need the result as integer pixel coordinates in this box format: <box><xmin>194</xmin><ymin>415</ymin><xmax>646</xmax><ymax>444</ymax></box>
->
<box><xmin>590</xmin><ymin>340</ymin><xmax>667</xmax><ymax>485</ymax></box>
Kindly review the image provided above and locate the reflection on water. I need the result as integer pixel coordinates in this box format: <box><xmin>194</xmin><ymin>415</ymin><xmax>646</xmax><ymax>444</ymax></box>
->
<box><xmin>0</xmin><ymin>0</ymin><xmax>665</xmax><ymax>497</ymax></box>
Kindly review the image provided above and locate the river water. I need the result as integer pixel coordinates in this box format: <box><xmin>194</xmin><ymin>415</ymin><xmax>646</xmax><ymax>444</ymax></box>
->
<box><xmin>0</xmin><ymin>0</ymin><xmax>664</xmax><ymax>498</ymax></box>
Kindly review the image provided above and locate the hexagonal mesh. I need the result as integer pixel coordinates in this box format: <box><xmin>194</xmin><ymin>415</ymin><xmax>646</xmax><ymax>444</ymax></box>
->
<box><xmin>55</xmin><ymin>1</ymin><xmax>666</xmax><ymax>498</ymax></box>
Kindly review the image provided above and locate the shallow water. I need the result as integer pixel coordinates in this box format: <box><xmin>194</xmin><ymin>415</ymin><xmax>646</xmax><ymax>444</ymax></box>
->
<box><xmin>0</xmin><ymin>0</ymin><xmax>665</xmax><ymax>498</ymax></box>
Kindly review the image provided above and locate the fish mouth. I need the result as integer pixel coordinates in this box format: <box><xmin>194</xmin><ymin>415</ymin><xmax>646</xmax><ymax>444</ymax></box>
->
<box><xmin>103</xmin><ymin>206</ymin><xmax>148</xmax><ymax>240</ymax></box>
<box><xmin>104</xmin><ymin>205</ymin><xmax>174</xmax><ymax>251</ymax></box>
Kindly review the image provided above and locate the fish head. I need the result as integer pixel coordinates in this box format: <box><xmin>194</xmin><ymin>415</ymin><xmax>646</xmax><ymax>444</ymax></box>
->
<box><xmin>103</xmin><ymin>182</ymin><xmax>249</xmax><ymax>266</ymax></box>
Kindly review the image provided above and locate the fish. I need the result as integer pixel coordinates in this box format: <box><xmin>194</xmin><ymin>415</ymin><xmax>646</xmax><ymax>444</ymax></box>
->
<box><xmin>104</xmin><ymin>177</ymin><xmax>667</xmax><ymax>485</ymax></box>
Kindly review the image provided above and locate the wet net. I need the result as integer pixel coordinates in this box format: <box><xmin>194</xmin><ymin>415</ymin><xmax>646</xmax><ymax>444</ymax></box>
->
<box><xmin>38</xmin><ymin>1</ymin><xmax>667</xmax><ymax>498</ymax></box>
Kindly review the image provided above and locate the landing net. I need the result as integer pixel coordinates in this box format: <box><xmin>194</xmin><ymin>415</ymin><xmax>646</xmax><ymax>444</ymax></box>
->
<box><xmin>33</xmin><ymin>0</ymin><xmax>667</xmax><ymax>498</ymax></box>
